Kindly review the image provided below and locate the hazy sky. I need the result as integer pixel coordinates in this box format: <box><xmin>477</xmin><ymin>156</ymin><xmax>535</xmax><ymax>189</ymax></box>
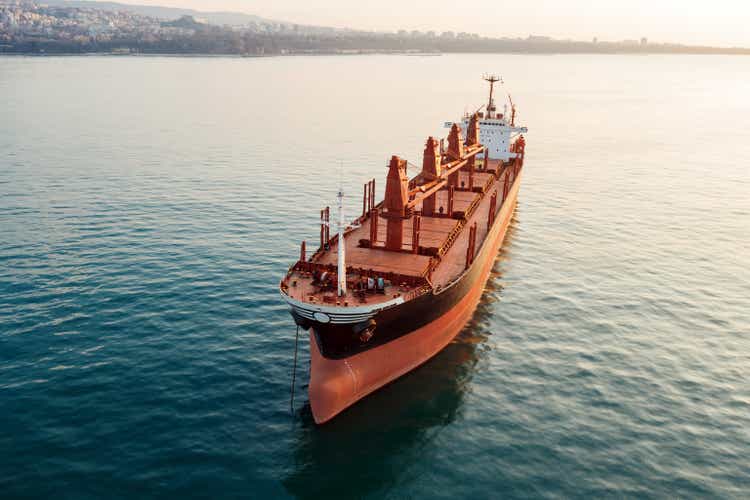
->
<box><xmin>114</xmin><ymin>0</ymin><xmax>750</xmax><ymax>47</ymax></box>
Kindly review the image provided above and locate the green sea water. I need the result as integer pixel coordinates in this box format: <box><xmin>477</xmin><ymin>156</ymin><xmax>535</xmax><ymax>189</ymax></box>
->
<box><xmin>1</xmin><ymin>54</ymin><xmax>749</xmax><ymax>498</ymax></box>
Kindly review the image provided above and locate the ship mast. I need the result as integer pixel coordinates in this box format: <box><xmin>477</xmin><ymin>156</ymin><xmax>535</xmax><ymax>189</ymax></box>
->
<box><xmin>336</xmin><ymin>185</ymin><xmax>347</xmax><ymax>296</ymax></box>
<box><xmin>483</xmin><ymin>74</ymin><xmax>502</xmax><ymax>118</ymax></box>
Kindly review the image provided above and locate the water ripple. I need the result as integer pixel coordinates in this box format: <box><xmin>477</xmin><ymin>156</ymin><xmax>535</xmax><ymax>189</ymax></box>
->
<box><xmin>1</xmin><ymin>54</ymin><xmax>749</xmax><ymax>499</ymax></box>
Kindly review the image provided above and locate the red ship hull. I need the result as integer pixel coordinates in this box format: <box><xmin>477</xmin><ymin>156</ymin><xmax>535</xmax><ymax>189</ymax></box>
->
<box><xmin>308</xmin><ymin>171</ymin><xmax>522</xmax><ymax>424</ymax></box>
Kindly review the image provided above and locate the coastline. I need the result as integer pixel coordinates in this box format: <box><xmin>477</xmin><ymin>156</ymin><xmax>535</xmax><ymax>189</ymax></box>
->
<box><xmin>2</xmin><ymin>49</ymin><xmax>750</xmax><ymax>57</ymax></box>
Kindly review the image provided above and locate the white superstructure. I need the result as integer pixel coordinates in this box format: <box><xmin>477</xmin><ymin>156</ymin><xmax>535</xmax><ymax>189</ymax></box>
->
<box><xmin>445</xmin><ymin>75</ymin><xmax>528</xmax><ymax>161</ymax></box>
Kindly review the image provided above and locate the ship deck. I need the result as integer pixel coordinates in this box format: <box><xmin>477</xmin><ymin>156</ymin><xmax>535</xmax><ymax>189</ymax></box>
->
<box><xmin>281</xmin><ymin>160</ymin><xmax>512</xmax><ymax>307</ymax></box>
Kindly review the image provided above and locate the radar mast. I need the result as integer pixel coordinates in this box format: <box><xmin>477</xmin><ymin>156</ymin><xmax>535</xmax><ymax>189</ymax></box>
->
<box><xmin>483</xmin><ymin>74</ymin><xmax>502</xmax><ymax>118</ymax></box>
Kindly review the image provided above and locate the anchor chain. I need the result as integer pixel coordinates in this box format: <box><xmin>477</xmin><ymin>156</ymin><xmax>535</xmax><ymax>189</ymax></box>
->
<box><xmin>290</xmin><ymin>325</ymin><xmax>300</xmax><ymax>414</ymax></box>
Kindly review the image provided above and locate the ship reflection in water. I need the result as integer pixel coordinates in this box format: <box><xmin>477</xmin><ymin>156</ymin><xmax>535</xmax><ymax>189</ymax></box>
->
<box><xmin>283</xmin><ymin>218</ymin><xmax>520</xmax><ymax>499</ymax></box>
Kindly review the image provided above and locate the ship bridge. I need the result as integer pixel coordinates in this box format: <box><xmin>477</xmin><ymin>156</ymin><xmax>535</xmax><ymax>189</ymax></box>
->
<box><xmin>445</xmin><ymin>74</ymin><xmax>528</xmax><ymax>161</ymax></box>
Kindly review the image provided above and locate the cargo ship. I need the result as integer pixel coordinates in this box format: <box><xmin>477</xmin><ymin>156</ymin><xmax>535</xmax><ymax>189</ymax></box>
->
<box><xmin>280</xmin><ymin>76</ymin><xmax>528</xmax><ymax>424</ymax></box>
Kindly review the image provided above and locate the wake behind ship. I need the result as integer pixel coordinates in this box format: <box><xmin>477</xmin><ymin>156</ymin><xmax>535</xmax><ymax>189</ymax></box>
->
<box><xmin>280</xmin><ymin>76</ymin><xmax>528</xmax><ymax>424</ymax></box>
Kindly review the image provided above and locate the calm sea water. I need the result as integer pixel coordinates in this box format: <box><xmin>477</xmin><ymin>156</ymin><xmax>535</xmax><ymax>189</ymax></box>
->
<box><xmin>1</xmin><ymin>54</ymin><xmax>749</xmax><ymax>498</ymax></box>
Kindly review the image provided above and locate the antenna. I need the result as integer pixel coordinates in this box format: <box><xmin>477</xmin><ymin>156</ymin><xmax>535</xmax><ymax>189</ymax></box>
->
<box><xmin>482</xmin><ymin>74</ymin><xmax>502</xmax><ymax>118</ymax></box>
